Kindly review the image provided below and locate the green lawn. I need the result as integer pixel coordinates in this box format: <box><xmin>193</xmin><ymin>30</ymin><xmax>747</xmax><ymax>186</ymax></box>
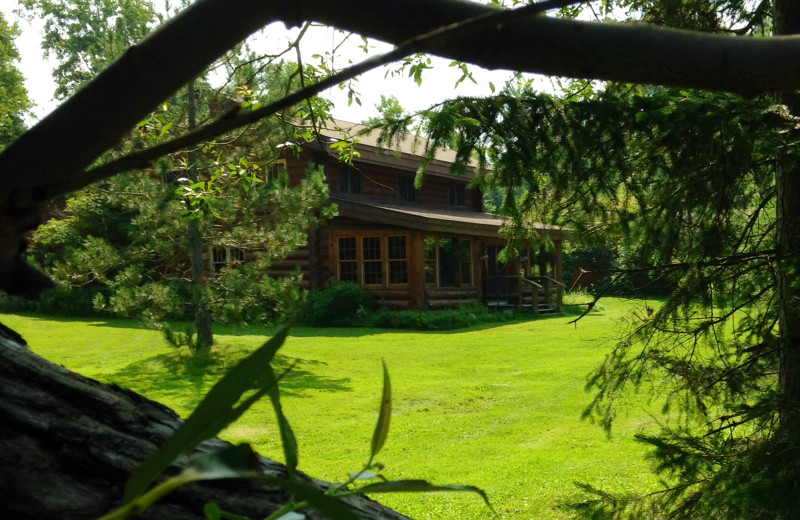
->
<box><xmin>2</xmin><ymin>297</ymin><xmax>662</xmax><ymax>520</ymax></box>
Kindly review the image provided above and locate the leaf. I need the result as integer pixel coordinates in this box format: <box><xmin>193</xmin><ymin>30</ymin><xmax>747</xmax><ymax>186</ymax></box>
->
<box><xmin>123</xmin><ymin>325</ymin><xmax>291</xmax><ymax>503</ymax></box>
<box><xmin>203</xmin><ymin>502</ymin><xmax>222</xmax><ymax>520</ymax></box>
<box><xmin>266</xmin><ymin>364</ymin><xmax>299</xmax><ymax>473</ymax></box>
<box><xmin>354</xmin><ymin>480</ymin><xmax>494</xmax><ymax>511</ymax></box>
<box><xmin>159</xmin><ymin>121</ymin><xmax>173</xmax><ymax>137</ymax></box>
<box><xmin>370</xmin><ymin>360</ymin><xmax>391</xmax><ymax>459</ymax></box>
<box><xmin>181</xmin><ymin>444</ymin><xmax>260</xmax><ymax>482</ymax></box>
<box><xmin>257</xmin><ymin>475</ymin><xmax>360</xmax><ymax>520</ymax></box>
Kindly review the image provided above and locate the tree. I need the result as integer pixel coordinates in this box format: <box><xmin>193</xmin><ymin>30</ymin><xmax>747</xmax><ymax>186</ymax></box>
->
<box><xmin>0</xmin><ymin>11</ymin><xmax>32</xmax><ymax>151</ymax></box>
<box><xmin>371</xmin><ymin>2</ymin><xmax>800</xmax><ymax>517</ymax></box>
<box><xmin>19</xmin><ymin>1</ymin><xmax>331</xmax><ymax>342</ymax></box>
<box><xmin>6</xmin><ymin>0</ymin><xmax>800</xmax><ymax>517</ymax></box>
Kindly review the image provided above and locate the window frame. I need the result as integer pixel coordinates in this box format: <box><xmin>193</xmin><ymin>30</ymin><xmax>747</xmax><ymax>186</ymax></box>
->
<box><xmin>339</xmin><ymin>164</ymin><xmax>364</xmax><ymax>195</ymax></box>
<box><xmin>449</xmin><ymin>182</ymin><xmax>466</xmax><ymax>206</ymax></box>
<box><xmin>398</xmin><ymin>175</ymin><xmax>419</xmax><ymax>202</ymax></box>
<box><xmin>332</xmin><ymin>231</ymin><xmax>410</xmax><ymax>288</ymax></box>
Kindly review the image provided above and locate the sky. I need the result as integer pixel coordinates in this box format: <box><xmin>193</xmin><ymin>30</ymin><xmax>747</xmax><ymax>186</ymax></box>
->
<box><xmin>0</xmin><ymin>1</ymin><xmax>531</xmax><ymax>126</ymax></box>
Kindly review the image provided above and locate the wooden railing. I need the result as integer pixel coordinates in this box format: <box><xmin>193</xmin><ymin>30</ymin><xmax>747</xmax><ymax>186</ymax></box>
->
<box><xmin>484</xmin><ymin>274</ymin><xmax>564</xmax><ymax>314</ymax></box>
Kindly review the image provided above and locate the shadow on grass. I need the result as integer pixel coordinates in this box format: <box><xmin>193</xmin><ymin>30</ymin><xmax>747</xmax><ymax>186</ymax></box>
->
<box><xmin>106</xmin><ymin>349</ymin><xmax>353</xmax><ymax>408</ymax></box>
<box><xmin>4</xmin><ymin>307</ymin><xmax>605</xmax><ymax>341</ymax></box>
<box><xmin>1</xmin><ymin>312</ymin><xmax>144</xmax><ymax>330</ymax></box>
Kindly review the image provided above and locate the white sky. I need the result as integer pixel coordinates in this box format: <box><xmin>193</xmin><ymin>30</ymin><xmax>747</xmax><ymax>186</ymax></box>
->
<box><xmin>0</xmin><ymin>1</ymin><xmax>532</xmax><ymax>125</ymax></box>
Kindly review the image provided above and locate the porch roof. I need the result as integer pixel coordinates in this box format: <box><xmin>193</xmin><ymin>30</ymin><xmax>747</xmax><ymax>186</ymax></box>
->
<box><xmin>331</xmin><ymin>197</ymin><xmax>566</xmax><ymax>240</ymax></box>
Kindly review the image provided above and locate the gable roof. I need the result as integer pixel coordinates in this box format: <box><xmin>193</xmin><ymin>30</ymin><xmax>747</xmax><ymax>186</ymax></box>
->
<box><xmin>306</xmin><ymin>118</ymin><xmax>481</xmax><ymax>181</ymax></box>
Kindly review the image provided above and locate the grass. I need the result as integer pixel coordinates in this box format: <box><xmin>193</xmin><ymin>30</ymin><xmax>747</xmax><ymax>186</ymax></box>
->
<box><xmin>2</xmin><ymin>297</ymin><xmax>663</xmax><ymax>520</ymax></box>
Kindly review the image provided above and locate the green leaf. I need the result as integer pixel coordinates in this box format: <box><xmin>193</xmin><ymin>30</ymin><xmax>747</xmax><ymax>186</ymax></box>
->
<box><xmin>266</xmin><ymin>364</ymin><xmax>299</xmax><ymax>473</ymax></box>
<box><xmin>123</xmin><ymin>325</ymin><xmax>291</xmax><ymax>503</ymax></box>
<box><xmin>257</xmin><ymin>476</ymin><xmax>360</xmax><ymax>520</ymax></box>
<box><xmin>354</xmin><ymin>480</ymin><xmax>494</xmax><ymax>511</ymax></box>
<box><xmin>181</xmin><ymin>444</ymin><xmax>260</xmax><ymax>482</ymax></box>
<box><xmin>370</xmin><ymin>360</ymin><xmax>392</xmax><ymax>460</ymax></box>
<box><xmin>159</xmin><ymin>121</ymin><xmax>173</xmax><ymax>137</ymax></box>
<box><xmin>203</xmin><ymin>502</ymin><xmax>222</xmax><ymax>520</ymax></box>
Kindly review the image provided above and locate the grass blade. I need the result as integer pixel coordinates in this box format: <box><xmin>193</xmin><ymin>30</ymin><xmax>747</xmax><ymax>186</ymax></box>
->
<box><xmin>370</xmin><ymin>360</ymin><xmax>391</xmax><ymax>460</ymax></box>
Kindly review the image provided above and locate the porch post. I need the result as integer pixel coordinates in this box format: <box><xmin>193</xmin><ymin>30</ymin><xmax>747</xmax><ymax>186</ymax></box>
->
<box><xmin>408</xmin><ymin>231</ymin><xmax>425</xmax><ymax>310</ymax></box>
<box><xmin>555</xmin><ymin>239</ymin><xmax>564</xmax><ymax>313</ymax></box>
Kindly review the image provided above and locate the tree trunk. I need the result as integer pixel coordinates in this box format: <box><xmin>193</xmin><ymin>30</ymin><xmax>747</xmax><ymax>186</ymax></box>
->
<box><xmin>0</xmin><ymin>327</ymin><xmax>409</xmax><ymax>520</ymax></box>
<box><xmin>774</xmin><ymin>0</ymin><xmax>800</xmax><ymax>422</ymax></box>
<box><xmin>187</xmin><ymin>80</ymin><xmax>214</xmax><ymax>350</ymax></box>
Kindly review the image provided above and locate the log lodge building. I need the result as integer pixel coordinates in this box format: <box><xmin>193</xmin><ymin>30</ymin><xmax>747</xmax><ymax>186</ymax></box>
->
<box><xmin>265</xmin><ymin>120</ymin><xmax>567</xmax><ymax>313</ymax></box>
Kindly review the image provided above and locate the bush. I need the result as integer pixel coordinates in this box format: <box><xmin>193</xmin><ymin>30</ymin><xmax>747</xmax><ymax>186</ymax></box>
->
<box><xmin>0</xmin><ymin>286</ymin><xmax>107</xmax><ymax>317</ymax></box>
<box><xmin>304</xmin><ymin>281</ymin><xmax>375</xmax><ymax>326</ymax></box>
<box><xmin>367</xmin><ymin>303</ymin><xmax>522</xmax><ymax>331</ymax></box>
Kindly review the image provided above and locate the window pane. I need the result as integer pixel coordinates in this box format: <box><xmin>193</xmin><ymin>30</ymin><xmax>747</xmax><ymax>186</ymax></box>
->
<box><xmin>364</xmin><ymin>261</ymin><xmax>383</xmax><ymax>284</ymax></box>
<box><xmin>340</xmin><ymin>262</ymin><xmax>358</xmax><ymax>282</ymax></box>
<box><xmin>339</xmin><ymin>165</ymin><xmax>363</xmax><ymax>194</ymax></box>
<box><xmin>230</xmin><ymin>248</ymin><xmax>245</xmax><ymax>264</ymax></box>
<box><xmin>389</xmin><ymin>260</ymin><xmax>408</xmax><ymax>284</ymax></box>
<box><xmin>424</xmin><ymin>236</ymin><xmax>437</xmax><ymax>260</ymax></box>
<box><xmin>339</xmin><ymin>237</ymin><xmax>356</xmax><ymax>260</ymax></box>
<box><xmin>363</xmin><ymin>237</ymin><xmax>381</xmax><ymax>260</ymax></box>
<box><xmin>459</xmin><ymin>240</ymin><xmax>472</xmax><ymax>285</ymax></box>
<box><xmin>388</xmin><ymin>236</ymin><xmax>406</xmax><ymax>260</ymax></box>
<box><xmin>399</xmin><ymin>176</ymin><xmax>417</xmax><ymax>201</ymax></box>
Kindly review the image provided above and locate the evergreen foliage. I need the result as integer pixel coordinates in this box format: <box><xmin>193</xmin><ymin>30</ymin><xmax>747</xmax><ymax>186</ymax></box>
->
<box><xmin>378</xmin><ymin>75</ymin><xmax>798</xmax><ymax>519</ymax></box>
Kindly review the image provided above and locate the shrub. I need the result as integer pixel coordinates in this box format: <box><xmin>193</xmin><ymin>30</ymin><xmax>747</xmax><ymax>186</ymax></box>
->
<box><xmin>368</xmin><ymin>303</ymin><xmax>519</xmax><ymax>331</ymax></box>
<box><xmin>0</xmin><ymin>286</ymin><xmax>107</xmax><ymax>317</ymax></box>
<box><xmin>304</xmin><ymin>281</ymin><xmax>375</xmax><ymax>326</ymax></box>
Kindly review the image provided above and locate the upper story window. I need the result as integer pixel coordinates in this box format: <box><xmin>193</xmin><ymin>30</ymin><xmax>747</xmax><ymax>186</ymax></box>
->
<box><xmin>339</xmin><ymin>164</ymin><xmax>363</xmax><ymax>194</ymax></box>
<box><xmin>449</xmin><ymin>182</ymin><xmax>466</xmax><ymax>206</ymax></box>
<box><xmin>398</xmin><ymin>176</ymin><xmax>419</xmax><ymax>202</ymax></box>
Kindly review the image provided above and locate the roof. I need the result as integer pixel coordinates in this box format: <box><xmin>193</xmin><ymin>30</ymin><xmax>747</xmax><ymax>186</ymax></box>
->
<box><xmin>331</xmin><ymin>196</ymin><xmax>566</xmax><ymax>240</ymax></box>
<box><xmin>306</xmin><ymin>118</ymin><xmax>481</xmax><ymax>181</ymax></box>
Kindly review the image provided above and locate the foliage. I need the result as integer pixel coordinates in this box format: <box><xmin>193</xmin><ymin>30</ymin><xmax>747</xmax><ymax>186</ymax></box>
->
<box><xmin>162</xmin><ymin>323</ymin><xmax>200</xmax><ymax>354</ymax></box>
<box><xmin>0</xmin><ymin>11</ymin><xmax>31</xmax><ymax>151</ymax></box>
<box><xmin>0</xmin><ymin>285</ymin><xmax>106</xmax><ymax>316</ymax></box>
<box><xmin>375</xmin><ymin>39</ymin><xmax>796</xmax><ymax>517</ymax></box>
<box><xmin>303</xmin><ymin>281</ymin><xmax>375</xmax><ymax>327</ymax></box>
<box><xmin>18</xmin><ymin>0</ymin><xmax>156</xmax><ymax>99</ymax></box>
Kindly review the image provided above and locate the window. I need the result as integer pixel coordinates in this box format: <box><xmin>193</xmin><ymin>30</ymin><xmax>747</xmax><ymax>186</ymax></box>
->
<box><xmin>337</xmin><ymin>237</ymin><xmax>358</xmax><ymax>282</ymax></box>
<box><xmin>334</xmin><ymin>233</ymin><xmax>409</xmax><ymax>287</ymax></box>
<box><xmin>398</xmin><ymin>176</ymin><xmax>419</xmax><ymax>202</ymax></box>
<box><xmin>449</xmin><ymin>182</ymin><xmax>466</xmax><ymax>206</ymax></box>
<box><xmin>339</xmin><ymin>165</ymin><xmax>363</xmax><ymax>194</ymax></box>
<box><xmin>424</xmin><ymin>236</ymin><xmax>438</xmax><ymax>285</ymax></box>
<box><xmin>362</xmin><ymin>237</ymin><xmax>383</xmax><ymax>285</ymax></box>
<box><xmin>210</xmin><ymin>246</ymin><xmax>245</xmax><ymax>274</ymax></box>
<box><xmin>424</xmin><ymin>236</ymin><xmax>473</xmax><ymax>288</ymax></box>
<box><xmin>388</xmin><ymin>236</ymin><xmax>408</xmax><ymax>284</ymax></box>
<box><xmin>266</xmin><ymin>159</ymin><xmax>287</xmax><ymax>185</ymax></box>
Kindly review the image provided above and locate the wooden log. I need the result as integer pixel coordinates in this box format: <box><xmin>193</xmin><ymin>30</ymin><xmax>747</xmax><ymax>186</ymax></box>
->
<box><xmin>0</xmin><ymin>329</ymin><xmax>410</xmax><ymax>520</ymax></box>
